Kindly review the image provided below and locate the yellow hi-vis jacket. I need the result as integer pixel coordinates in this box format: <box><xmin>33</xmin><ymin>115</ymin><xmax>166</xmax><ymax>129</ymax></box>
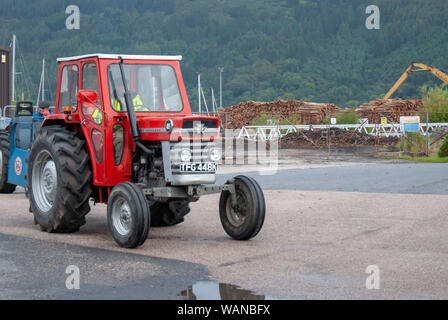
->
<box><xmin>114</xmin><ymin>95</ymin><xmax>149</xmax><ymax>111</ymax></box>
<box><xmin>92</xmin><ymin>108</ymin><xmax>102</xmax><ymax>124</ymax></box>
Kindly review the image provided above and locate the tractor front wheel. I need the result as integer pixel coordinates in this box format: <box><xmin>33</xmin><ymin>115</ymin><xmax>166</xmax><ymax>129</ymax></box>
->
<box><xmin>219</xmin><ymin>175</ymin><xmax>265</xmax><ymax>240</ymax></box>
<box><xmin>0</xmin><ymin>130</ymin><xmax>17</xmax><ymax>194</ymax></box>
<box><xmin>28</xmin><ymin>126</ymin><xmax>92</xmax><ymax>232</ymax></box>
<box><xmin>107</xmin><ymin>182</ymin><xmax>150</xmax><ymax>248</ymax></box>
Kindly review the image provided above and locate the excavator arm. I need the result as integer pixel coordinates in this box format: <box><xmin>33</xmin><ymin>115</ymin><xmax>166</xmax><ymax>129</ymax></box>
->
<box><xmin>384</xmin><ymin>63</ymin><xmax>448</xmax><ymax>99</ymax></box>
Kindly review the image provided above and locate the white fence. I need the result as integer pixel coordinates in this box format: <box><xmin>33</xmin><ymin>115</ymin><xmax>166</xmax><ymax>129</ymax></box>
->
<box><xmin>237</xmin><ymin>123</ymin><xmax>448</xmax><ymax>141</ymax></box>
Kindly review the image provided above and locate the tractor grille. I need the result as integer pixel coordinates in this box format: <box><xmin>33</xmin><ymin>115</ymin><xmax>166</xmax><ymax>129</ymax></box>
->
<box><xmin>182</xmin><ymin>119</ymin><xmax>217</xmax><ymax>129</ymax></box>
<box><xmin>180</xmin><ymin>119</ymin><xmax>219</xmax><ymax>137</ymax></box>
<box><xmin>161</xmin><ymin>140</ymin><xmax>217</xmax><ymax>185</ymax></box>
<box><xmin>169</xmin><ymin>141</ymin><xmax>215</xmax><ymax>175</ymax></box>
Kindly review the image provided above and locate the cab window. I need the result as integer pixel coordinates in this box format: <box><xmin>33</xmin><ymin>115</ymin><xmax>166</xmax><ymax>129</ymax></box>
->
<box><xmin>58</xmin><ymin>65</ymin><xmax>78</xmax><ymax>113</ymax></box>
<box><xmin>82</xmin><ymin>63</ymin><xmax>100</xmax><ymax>101</ymax></box>
<box><xmin>108</xmin><ymin>63</ymin><xmax>183</xmax><ymax>112</ymax></box>
<box><xmin>81</xmin><ymin>63</ymin><xmax>102</xmax><ymax>125</ymax></box>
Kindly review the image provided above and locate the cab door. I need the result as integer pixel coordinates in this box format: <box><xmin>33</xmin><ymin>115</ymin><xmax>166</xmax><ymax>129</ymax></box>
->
<box><xmin>78</xmin><ymin>60</ymin><xmax>107</xmax><ymax>185</ymax></box>
<box><xmin>102</xmin><ymin>62</ymin><xmax>133</xmax><ymax>186</ymax></box>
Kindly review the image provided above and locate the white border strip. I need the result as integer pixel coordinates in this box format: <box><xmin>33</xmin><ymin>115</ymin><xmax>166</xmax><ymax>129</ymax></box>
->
<box><xmin>57</xmin><ymin>53</ymin><xmax>182</xmax><ymax>62</ymax></box>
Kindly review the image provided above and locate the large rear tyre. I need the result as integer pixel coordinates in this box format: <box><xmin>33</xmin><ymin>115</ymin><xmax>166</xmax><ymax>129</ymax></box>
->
<box><xmin>219</xmin><ymin>175</ymin><xmax>265</xmax><ymax>240</ymax></box>
<box><xmin>107</xmin><ymin>182</ymin><xmax>150</xmax><ymax>248</ymax></box>
<box><xmin>0</xmin><ymin>130</ymin><xmax>17</xmax><ymax>193</ymax></box>
<box><xmin>28</xmin><ymin>126</ymin><xmax>92</xmax><ymax>232</ymax></box>
<box><xmin>150</xmin><ymin>200</ymin><xmax>190</xmax><ymax>227</ymax></box>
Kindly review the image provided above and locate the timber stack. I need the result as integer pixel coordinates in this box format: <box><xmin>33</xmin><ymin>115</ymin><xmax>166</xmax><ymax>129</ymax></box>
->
<box><xmin>356</xmin><ymin>99</ymin><xmax>423</xmax><ymax>123</ymax></box>
<box><xmin>220</xmin><ymin>100</ymin><xmax>339</xmax><ymax>129</ymax></box>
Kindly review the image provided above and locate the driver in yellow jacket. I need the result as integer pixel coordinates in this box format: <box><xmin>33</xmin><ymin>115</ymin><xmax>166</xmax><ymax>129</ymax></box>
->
<box><xmin>114</xmin><ymin>94</ymin><xmax>148</xmax><ymax>111</ymax></box>
<box><xmin>111</xmin><ymin>85</ymin><xmax>149</xmax><ymax>165</ymax></box>
<box><xmin>113</xmin><ymin>83</ymin><xmax>149</xmax><ymax>112</ymax></box>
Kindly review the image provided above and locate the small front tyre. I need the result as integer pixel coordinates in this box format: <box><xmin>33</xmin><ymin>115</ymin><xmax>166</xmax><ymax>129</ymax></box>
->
<box><xmin>107</xmin><ymin>182</ymin><xmax>150</xmax><ymax>248</ymax></box>
<box><xmin>219</xmin><ymin>175</ymin><xmax>266</xmax><ymax>240</ymax></box>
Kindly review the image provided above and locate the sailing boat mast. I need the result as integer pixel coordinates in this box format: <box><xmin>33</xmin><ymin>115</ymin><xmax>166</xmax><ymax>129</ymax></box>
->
<box><xmin>42</xmin><ymin>58</ymin><xmax>45</xmax><ymax>102</ymax></box>
<box><xmin>11</xmin><ymin>34</ymin><xmax>16</xmax><ymax>102</ymax></box>
<box><xmin>36</xmin><ymin>58</ymin><xmax>45</xmax><ymax>105</ymax></box>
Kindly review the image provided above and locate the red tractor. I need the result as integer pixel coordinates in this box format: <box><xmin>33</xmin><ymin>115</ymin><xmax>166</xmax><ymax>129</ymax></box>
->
<box><xmin>25</xmin><ymin>54</ymin><xmax>265</xmax><ymax>248</ymax></box>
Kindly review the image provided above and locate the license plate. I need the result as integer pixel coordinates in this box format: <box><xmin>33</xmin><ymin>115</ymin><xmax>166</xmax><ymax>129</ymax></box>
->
<box><xmin>180</xmin><ymin>162</ymin><xmax>218</xmax><ymax>173</ymax></box>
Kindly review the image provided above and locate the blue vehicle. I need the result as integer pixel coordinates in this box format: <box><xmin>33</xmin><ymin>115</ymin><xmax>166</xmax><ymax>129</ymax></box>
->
<box><xmin>0</xmin><ymin>101</ymin><xmax>44</xmax><ymax>193</ymax></box>
<box><xmin>0</xmin><ymin>116</ymin><xmax>11</xmax><ymax>130</ymax></box>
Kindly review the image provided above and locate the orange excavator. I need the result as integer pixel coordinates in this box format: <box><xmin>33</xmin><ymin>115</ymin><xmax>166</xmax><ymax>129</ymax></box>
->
<box><xmin>384</xmin><ymin>63</ymin><xmax>448</xmax><ymax>99</ymax></box>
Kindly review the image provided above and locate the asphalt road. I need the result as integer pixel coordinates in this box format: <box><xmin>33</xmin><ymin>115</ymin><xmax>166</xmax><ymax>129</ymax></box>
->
<box><xmin>0</xmin><ymin>233</ymin><xmax>207</xmax><ymax>299</ymax></box>
<box><xmin>217</xmin><ymin>162</ymin><xmax>448</xmax><ymax>195</ymax></box>
<box><xmin>1</xmin><ymin>160</ymin><xmax>448</xmax><ymax>299</ymax></box>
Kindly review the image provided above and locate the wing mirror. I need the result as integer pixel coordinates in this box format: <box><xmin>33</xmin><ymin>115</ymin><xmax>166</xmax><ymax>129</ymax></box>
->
<box><xmin>78</xmin><ymin>90</ymin><xmax>98</xmax><ymax>104</ymax></box>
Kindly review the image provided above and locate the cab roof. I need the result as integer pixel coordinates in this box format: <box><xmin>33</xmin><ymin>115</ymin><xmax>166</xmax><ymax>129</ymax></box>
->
<box><xmin>57</xmin><ymin>53</ymin><xmax>182</xmax><ymax>62</ymax></box>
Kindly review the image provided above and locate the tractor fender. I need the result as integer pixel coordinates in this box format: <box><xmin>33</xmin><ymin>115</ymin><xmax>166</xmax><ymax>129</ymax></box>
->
<box><xmin>41</xmin><ymin>113</ymin><xmax>81</xmax><ymax>128</ymax></box>
<box><xmin>39</xmin><ymin>115</ymin><xmax>98</xmax><ymax>184</ymax></box>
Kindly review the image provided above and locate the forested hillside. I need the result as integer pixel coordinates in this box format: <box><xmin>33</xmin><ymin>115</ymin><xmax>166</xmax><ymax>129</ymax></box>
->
<box><xmin>1</xmin><ymin>0</ymin><xmax>447</xmax><ymax>109</ymax></box>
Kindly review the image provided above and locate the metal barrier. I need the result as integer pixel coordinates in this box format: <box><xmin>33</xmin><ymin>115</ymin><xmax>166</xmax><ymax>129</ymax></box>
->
<box><xmin>237</xmin><ymin>123</ymin><xmax>448</xmax><ymax>141</ymax></box>
<box><xmin>2</xmin><ymin>105</ymin><xmax>15</xmax><ymax>117</ymax></box>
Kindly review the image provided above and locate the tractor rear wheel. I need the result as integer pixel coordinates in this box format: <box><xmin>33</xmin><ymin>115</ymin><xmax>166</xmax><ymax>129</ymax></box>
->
<box><xmin>150</xmin><ymin>200</ymin><xmax>190</xmax><ymax>227</ymax></box>
<box><xmin>0</xmin><ymin>130</ymin><xmax>17</xmax><ymax>194</ymax></box>
<box><xmin>107</xmin><ymin>182</ymin><xmax>150</xmax><ymax>248</ymax></box>
<box><xmin>219</xmin><ymin>175</ymin><xmax>265</xmax><ymax>240</ymax></box>
<box><xmin>28</xmin><ymin>126</ymin><xmax>92</xmax><ymax>233</ymax></box>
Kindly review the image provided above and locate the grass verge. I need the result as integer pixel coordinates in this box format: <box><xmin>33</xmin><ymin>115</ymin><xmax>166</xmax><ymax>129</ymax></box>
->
<box><xmin>398</xmin><ymin>155</ymin><xmax>448</xmax><ymax>163</ymax></box>
<box><xmin>378</xmin><ymin>154</ymin><xmax>448</xmax><ymax>163</ymax></box>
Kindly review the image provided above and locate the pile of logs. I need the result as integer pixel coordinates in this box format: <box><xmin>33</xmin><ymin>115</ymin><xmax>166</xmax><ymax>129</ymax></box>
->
<box><xmin>280</xmin><ymin>128</ymin><xmax>400</xmax><ymax>148</ymax></box>
<box><xmin>217</xmin><ymin>98</ymin><xmax>424</xmax><ymax>129</ymax></box>
<box><xmin>355</xmin><ymin>99</ymin><xmax>423</xmax><ymax>123</ymax></box>
<box><xmin>219</xmin><ymin>100</ymin><xmax>339</xmax><ymax>129</ymax></box>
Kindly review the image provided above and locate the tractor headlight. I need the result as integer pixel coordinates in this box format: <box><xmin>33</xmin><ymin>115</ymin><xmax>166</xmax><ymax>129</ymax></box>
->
<box><xmin>209</xmin><ymin>148</ymin><xmax>221</xmax><ymax>161</ymax></box>
<box><xmin>180</xmin><ymin>149</ymin><xmax>192</xmax><ymax>162</ymax></box>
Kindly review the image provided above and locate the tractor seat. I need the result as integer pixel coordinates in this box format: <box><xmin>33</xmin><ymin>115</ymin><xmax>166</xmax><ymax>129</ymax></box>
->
<box><xmin>14</xmin><ymin>116</ymin><xmax>34</xmax><ymax>150</ymax></box>
<box><xmin>15</xmin><ymin>101</ymin><xmax>34</xmax><ymax>117</ymax></box>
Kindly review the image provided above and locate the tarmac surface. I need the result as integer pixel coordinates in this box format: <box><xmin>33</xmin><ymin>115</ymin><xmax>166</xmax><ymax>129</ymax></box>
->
<box><xmin>1</xmin><ymin>158</ymin><xmax>448</xmax><ymax>299</ymax></box>
<box><xmin>217</xmin><ymin>161</ymin><xmax>448</xmax><ymax>194</ymax></box>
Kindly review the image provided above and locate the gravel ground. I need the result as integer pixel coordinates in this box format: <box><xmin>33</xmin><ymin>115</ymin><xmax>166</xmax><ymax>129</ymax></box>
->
<box><xmin>1</xmin><ymin>160</ymin><xmax>447</xmax><ymax>299</ymax></box>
